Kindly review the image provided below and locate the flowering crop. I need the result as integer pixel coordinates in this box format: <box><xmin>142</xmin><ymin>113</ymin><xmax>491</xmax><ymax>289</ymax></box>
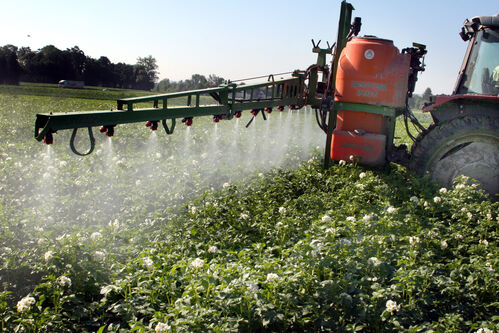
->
<box><xmin>0</xmin><ymin>86</ymin><xmax>497</xmax><ymax>332</ymax></box>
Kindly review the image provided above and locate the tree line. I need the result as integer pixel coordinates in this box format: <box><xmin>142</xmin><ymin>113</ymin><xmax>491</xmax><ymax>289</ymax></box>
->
<box><xmin>1</xmin><ymin>43</ymin><xmax>432</xmax><ymax>102</ymax></box>
<box><xmin>0</xmin><ymin>44</ymin><xmax>158</xmax><ymax>90</ymax></box>
<box><xmin>154</xmin><ymin>74</ymin><xmax>225</xmax><ymax>92</ymax></box>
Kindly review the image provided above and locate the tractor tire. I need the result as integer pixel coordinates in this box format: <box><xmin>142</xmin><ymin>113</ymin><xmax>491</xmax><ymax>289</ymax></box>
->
<box><xmin>409</xmin><ymin>115</ymin><xmax>499</xmax><ymax>197</ymax></box>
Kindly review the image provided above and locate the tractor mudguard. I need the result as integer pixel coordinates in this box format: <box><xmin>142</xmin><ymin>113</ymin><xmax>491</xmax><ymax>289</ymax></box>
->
<box><xmin>424</xmin><ymin>94</ymin><xmax>499</xmax><ymax>124</ymax></box>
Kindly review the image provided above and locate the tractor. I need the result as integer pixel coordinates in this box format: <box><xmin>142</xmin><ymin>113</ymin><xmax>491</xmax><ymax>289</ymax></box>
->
<box><xmin>33</xmin><ymin>2</ymin><xmax>498</xmax><ymax>197</ymax></box>
<box><xmin>410</xmin><ymin>14</ymin><xmax>499</xmax><ymax>196</ymax></box>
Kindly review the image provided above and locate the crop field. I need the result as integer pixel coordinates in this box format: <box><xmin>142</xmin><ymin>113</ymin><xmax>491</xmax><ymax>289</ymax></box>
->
<box><xmin>0</xmin><ymin>84</ymin><xmax>497</xmax><ymax>332</ymax></box>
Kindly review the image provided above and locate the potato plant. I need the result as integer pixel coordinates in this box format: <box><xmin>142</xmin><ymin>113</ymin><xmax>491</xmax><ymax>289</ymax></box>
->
<box><xmin>0</xmin><ymin>85</ymin><xmax>497</xmax><ymax>332</ymax></box>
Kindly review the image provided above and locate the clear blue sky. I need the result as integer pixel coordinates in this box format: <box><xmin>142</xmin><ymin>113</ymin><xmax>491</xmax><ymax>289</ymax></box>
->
<box><xmin>1</xmin><ymin>0</ymin><xmax>497</xmax><ymax>94</ymax></box>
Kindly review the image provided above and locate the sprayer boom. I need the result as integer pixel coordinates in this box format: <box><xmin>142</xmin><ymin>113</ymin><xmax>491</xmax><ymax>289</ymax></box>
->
<box><xmin>35</xmin><ymin>76</ymin><xmax>306</xmax><ymax>154</ymax></box>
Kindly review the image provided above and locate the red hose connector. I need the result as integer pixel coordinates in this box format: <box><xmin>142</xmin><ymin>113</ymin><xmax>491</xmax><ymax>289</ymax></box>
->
<box><xmin>99</xmin><ymin>125</ymin><xmax>115</xmax><ymax>136</ymax></box>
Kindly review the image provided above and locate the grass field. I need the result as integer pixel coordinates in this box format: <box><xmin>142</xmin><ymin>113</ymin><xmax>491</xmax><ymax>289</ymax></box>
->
<box><xmin>0</xmin><ymin>83</ymin><xmax>497</xmax><ymax>332</ymax></box>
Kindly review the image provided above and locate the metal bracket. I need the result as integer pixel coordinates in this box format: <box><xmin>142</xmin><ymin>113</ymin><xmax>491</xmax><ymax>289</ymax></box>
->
<box><xmin>162</xmin><ymin>118</ymin><xmax>176</xmax><ymax>134</ymax></box>
<box><xmin>70</xmin><ymin>127</ymin><xmax>95</xmax><ymax>156</ymax></box>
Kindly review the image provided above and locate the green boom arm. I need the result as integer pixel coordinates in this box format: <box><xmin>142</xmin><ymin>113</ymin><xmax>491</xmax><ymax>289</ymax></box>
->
<box><xmin>34</xmin><ymin>1</ymin><xmax>355</xmax><ymax>158</ymax></box>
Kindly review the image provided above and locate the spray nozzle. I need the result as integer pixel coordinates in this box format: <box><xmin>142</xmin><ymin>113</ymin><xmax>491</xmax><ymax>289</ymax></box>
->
<box><xmin>43</xmin><ymin>132</ymin><xmax>54</xmax><ymax>144</ymax></box>
<box><xmin>277</xmin><ymin>106</ymin><xmax>284</xmax><ymax>112</ymax></box>
<box><xmin>264</xmin><ymin>107</ymin><xmax>272</xmax><ymax>114</ymax></box>
<box><xmin>234</xmin><ymin>111</ymin><xmax>242</xmax><ymax>118</ymax></box>
<box><xmin>146</xmin><ymin>121</ymin><xmax>158</xmax><ymax>130</ymax></box>
<box><xmin>213</xmin><ymin>115</ymin><xmax>223</xmax><ymax>123</ymax></box>
<box><xmin>99</xmin><ymin>125</ymin><xmax>115</xmax><ymax>137</ymax></box>
<box><xmin>182</xmin><ymin>117</ymin><xmax>193</xmax><ymax>126</ymax></box>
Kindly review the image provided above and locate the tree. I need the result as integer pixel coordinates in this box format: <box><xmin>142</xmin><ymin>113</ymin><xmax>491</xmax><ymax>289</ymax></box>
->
<box><xmin>66</xmin><ymin>46</ymin><xmax>86</xmax><ymax>80</ymax></box>
<box><xmin>422</xmin><ymin>87</ymin><xmax>432</xmax><ymax>102</ymax></box>
<box><xmin>114</xmin><ymin>62</ymin><xmax>135</xmax><ymax>89</ymax></box>
<box><xmin>134</xmin><ymin>56</ymin><xmax>158</xmax><ymax>90</ymax></box>
<box><xmin>0</xmin><ymin>45</ymin><xmax>22</xmax><ymax>85</ymax></box>
<box><xmin>208</xmin><ymin>74</ymin><xmax>224</xmax><ymax>87</ymax></box>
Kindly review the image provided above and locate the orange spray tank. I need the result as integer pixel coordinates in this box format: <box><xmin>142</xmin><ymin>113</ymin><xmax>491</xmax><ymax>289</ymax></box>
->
<box><xmin>331</xmin><ymin>36</ymin><xmax>411</xmax><ymax>165</ymax></box>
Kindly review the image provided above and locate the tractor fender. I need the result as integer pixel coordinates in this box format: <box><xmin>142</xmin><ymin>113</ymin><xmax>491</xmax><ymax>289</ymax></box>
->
<box><xmin>423</xmin><ymin>94</ymin><xmax>498</xmax><ymax>124</ymax></box>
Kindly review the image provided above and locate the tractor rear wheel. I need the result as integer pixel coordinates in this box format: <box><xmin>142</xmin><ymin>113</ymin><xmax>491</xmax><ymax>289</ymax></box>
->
<box><xmin>409</xmin><ymin>115</ymin><xmax>499</xmax><ymax>196</ymax></box>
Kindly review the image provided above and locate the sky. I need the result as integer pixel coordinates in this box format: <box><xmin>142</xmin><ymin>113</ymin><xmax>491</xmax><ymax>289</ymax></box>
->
<box><xmin>1</xmin><ymin>0</ymin><xmax>498</xmax><ymax>94</ymax></box>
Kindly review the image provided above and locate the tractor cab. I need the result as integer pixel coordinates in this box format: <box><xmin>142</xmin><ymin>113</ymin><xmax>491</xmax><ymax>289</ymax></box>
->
<box><xmin>454</xmin><ymin>15</ymin><xmax>499</xmax><ymax>96</ymax></box>
<box><xmin>423</xmin><ymin>15</ymin><xmax>499</xmax><ymax>123</ymax></box>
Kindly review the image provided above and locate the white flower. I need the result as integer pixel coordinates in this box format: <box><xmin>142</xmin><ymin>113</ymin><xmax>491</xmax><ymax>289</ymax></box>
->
<box><xmin>356</xmin><ymin>183</ymin><xmax>365</xmax><ymax>190</ymax></box>
<box><xmin>441</xmin><ymin>240</ymin><xmax>448</xmax><ymax>250</ymax></box>
<box><xmin>485</xmin><ymin>262</ymin><xmax>494</xmax><ymax>273</ymax></box>
<box><xmin>266</xmin><ymin>273</ymin><xmax>279</xmax><ymax>281</ymax></box>
<box><xmin>338</xmin><ymin>160</ymin><xmax>347</xmax><ymax>166</ymax></box>
<box><xmin>410</xmin><ymin>196</ymin><xmax>418</xmax><ymax>203</ymax></box>
<box><xmin>17</xmin><ymin>296</ymin><xmax>36</xmax><ymax>312</ymax></box>
<box><xmin>359</xmin><ymin>172</ymin><xmax>367</xmax><ymax>179</ymax></box>
<box><xmin>190</xmin><ymin>258</ymin><xmax>204</xmax><ymax>269</ymax></box>
<box><xmin>142</xmin><ymin>257</ymin><xmax>154</xmax><ymax>270</ymax></box>
<box><xmin>455</xmin><ymin>183</ymin><xmax>466</xmax><ymax>190</ymax></box>
<box><xmin>424</xmin><ymin>201</ymin><xmax>429</xmax><ymax>207</ymax></box>
<box><xmin>480</xmin><ymin>239</ymin><xmax>489</xmax><ymax>247</ymax></box>
<box><xmin>346</xmin><ymin>216</ymin><xmax>355</xmax><ymax>222</ymax></box>
<box><xmin>340</xmin><ymin>239</ymin><xmax>352</xmax><ymax>246</ymax></box>
<box><xmin>486</xmin><ymin>213</ymin><xmax>492</xmax><ymax>220</ymax></box>
<box><xmin>433</xmin><ymin>196</ymin><xmax>442</xmax><ymax>203</ymax></box>
<box><xmin>223</xmin><ymin>182</ymin><xmax>230</xmax><ymax>188</ymax></box>
<box><xmin>439</xmin><ymin>187</ymin><xmax>447</xmax><ymax>194</ymax></box>
<box><xmin>110</xmin><ymin>219</ymin><xmax>120</xmax><ymax>229</ymax></box>
<box><xmin>94</xmin><ymin>251</ymin><xmax>106</xmax><ymax>261</ymax></box>
<box><xmin>279</xmin><ymin>207</ymin><xmax>286</xmax><ymax>214</ymax></box>
<box><xmin>276</xmin><ymin>222</ymin><xmax>284</xmax><ymax>228</ymax></box>
<box><xmin>90</xmin><ymin>232</ymin><xmax>102</xmax><ymax>241</ymax></box>
<box><xmin>155</xmin><ymin>322</ymin><xmax>171</xmax><ymax>333</ymax></box>
<box><xmin>258</xmin><ymin>173</ymin><xmax>264</xmax><ymax>177</ymax></box>
<box><xmin>467</xmin><ymin>212</ymin><xmax>473</xmax><ymax>219</ymax></box>
<box><xmin>349</xmin><ymin>155</ymin><xmax>355</xmax><ymax>161</ymax></box>
<box><xmin>368</xmin><ymin>257</ymin><xmax>381</xmax><ymax>267</ymax></box>
<box><xmin>363</xmin><ymin>214</ymin><xmax>373</xmax><ymax>222</ymax></box>
<box><xmin>386</xmin><ymin>206</ymin><xmax>397</xmax><ymax>214</ymax></box>
<box><xmin>321</xmin><ymin>215</ymin><xmax>331</xmax><ymax>223</ymax></box>
<box><xmin>135</xmin><ymin>179</ymin><xmax>141</xmax><ymax>186</ymax></box>
<box><xmin>385</xmin><ymin>300</ymin><xmax>400</xmax><ymax>313</ymax></box>
<box><xmin>310</xmin><ymin>239</ymin><xmax>322</xmax><ymax>249</ymax></box>
<box><xmin>246</xmin><ymin>282</ymin><xmax>259</xmax><ymax>292</ymax></box>
<box><xmin>190</xmin><ymin>206</ymin><xmax>197</xmax><ymax>214</ymax></box>
<box><xmin>192</xmin><ymin>159</ymin><xmax>198</xmax><ymax>166</ymax></box>
<box><xmin>475</xmin><ymin>328</ymin><xmax>493</xmax><ymax>333</ymax></box>
<box><xmin>56</xmin><ymin>234</ymin><xmax>67</xmax><ymax>242</ymax></box>
<box><xmin>409</xmin><ymin>236</ymin><xmax>420</xmax><ymax>245</ymax></box>
<box><xmin>208</xmin><ymin>245</ymin><xmax>218</xmax><ymax>253</ymax></box>
<box><xmin>325</xmin><ymin>227</ymin><xmax>336</xmax><ymax>235</ymax></box>
<box><xmin>240</xmin><ymin>213</ymin><xmax>250</xmax><ymax>220</ymax></box>
<box><xmin>58</xmin><ymin>276</ymin><xmax>72</xmax><ymax>287</ymax></box>
<box><xmin>455</xmin><ymin>234</ymin><xmax>463</xmax><ymax>240</ymax></box>
<box><xmin>44</xmin><ymin>250</ymin><xmax>54</xmax><ymax>262</ymax></box>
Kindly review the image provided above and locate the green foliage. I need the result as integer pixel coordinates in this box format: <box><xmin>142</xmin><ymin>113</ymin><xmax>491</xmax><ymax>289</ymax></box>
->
<box><xmin>0</xmin><ymin>86</ymin><xmax>497</xmax><ymax>332</ymax></box>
